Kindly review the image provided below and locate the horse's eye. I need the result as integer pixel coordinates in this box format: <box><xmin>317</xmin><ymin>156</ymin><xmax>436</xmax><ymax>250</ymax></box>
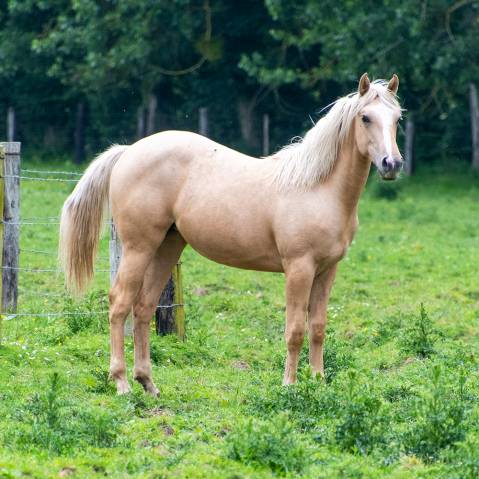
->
<box><xmin>362</xmin><ymin>115</ymin><xmax>371</xmax><ymax>124</ymax></box>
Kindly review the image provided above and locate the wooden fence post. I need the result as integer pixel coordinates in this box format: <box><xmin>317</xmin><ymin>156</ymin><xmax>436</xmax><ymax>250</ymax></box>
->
<box><xmin>469</xmin><ymin>84</ymin><xmax>479</xmax><ymax>171</ymax></box>
<box><xmin>199</xmin><ymin>107</ymin><xmax>209</xmax><ymax>137</ymax></box>
<box><xmin>0</xmin><ymin>146</ymin><xmax>4</xmax><ymax>329</ymax></box>
<box><xmin>155</xmin><ymin>263</ymin><xmax>185</xmax><ymax>340</ymax></box>
<box><xmin>109</xmin><ymin>222</ymin><xmax>132</xmax><ymax>335</ymax></box>
<box><xmin>0</xmin><ymin>142</ymin><xmax>20</xmax><ymax>313</ymax></box>
<box><xmin>74</xmin><ymin>102</ymin><xmax>86</xmax><ymax>164</ymax></box>
<box><xmin>146</xmin><ymin>94</ymin><xmax>158</xmax><ymax>136</ymax></box>
<box><xmin>404</xmin><ymin>118</ymin><xmax>415</xmax><ymax>176</ymax></box>
<box><xmin>262</xmin><ymin>113</ymin><xmax>270</xmax><ymax>157</ymax></box>
<box><xmin>137</xmin><ymin>106</ymin><xmax>146</xmax><ymax>140</ymax></box>
<box><xmin>7</xmin><ymin>107</ymin><xmax>16</xmax><ymax>142</ymax></box>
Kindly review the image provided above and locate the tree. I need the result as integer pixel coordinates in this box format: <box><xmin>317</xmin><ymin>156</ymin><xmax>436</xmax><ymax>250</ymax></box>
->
<box><xmin>241</xmin><ymin>0</ymin><xmax>479</xmax><ymax>164</ymax></box>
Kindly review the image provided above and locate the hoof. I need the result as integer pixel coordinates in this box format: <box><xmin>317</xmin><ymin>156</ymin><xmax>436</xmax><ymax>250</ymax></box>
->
<box><xmin>146</xmin><ymin>385</ymin><xmax>160</xmax><ymax>397</ymax></box>
<box><xmin>134</xmin><ymin>375</ymin><xmax>159</xmax><ymax>396</ymax></box>
<box><xmin>116</xmin><ymin>380</ymin><xmax>132</xmax><ymax>395</ymax></box>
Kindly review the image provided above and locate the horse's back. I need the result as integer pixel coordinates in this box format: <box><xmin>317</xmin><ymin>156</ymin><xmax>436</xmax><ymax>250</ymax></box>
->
<box><xmin>109</xmin><ymin>130</ymin><xmax>283</xmax><ymax>271</ymax></box>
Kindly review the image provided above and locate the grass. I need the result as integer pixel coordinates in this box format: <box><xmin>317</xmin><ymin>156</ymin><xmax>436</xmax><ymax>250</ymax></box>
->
<box><xmin>0</xmin><ymin>165</ymin><xmax>479</xmax><ymax>478</ymax></box>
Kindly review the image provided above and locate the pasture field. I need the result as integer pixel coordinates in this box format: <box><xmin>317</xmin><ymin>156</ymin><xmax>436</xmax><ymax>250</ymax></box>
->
<box><xmin>0</xmin><ymin>163</ymin><xmax>479</xmax><ymax>478</ymax></box>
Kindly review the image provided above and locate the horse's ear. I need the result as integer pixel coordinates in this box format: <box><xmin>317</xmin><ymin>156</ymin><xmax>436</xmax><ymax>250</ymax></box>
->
<box><xmin>358</xmin><ymin>73</ymin><xmax>370</xmax><ymax>96</ymax></box>
<box><xmin>387</xmin><ymin>74</ymin><xmax>399</xmax><ymax>95</ymax></box>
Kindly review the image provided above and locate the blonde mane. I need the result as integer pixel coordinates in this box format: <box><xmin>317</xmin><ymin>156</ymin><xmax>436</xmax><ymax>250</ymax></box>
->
<box><xmin>271</xmin><ymin>80</ymin><xmax>401</xmax><ymax>191</ymax></box>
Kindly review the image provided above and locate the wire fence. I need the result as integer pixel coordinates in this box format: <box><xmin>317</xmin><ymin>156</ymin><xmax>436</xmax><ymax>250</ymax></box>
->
<box><xmin>5</xmin><ymin>167</ymin><xmax>183</xmax><ymax>320</ymax></box>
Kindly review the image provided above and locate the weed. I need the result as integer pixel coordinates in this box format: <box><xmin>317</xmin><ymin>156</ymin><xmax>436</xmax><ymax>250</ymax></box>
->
<box><xmin>371</xmin><ymin>314</ymin><xmax>403</xmax><ymax>346</ymax></box>
<box><xmin>335</xmin><ymin>370</ymin><xmax>388</xmax><ymax>455</ymax></box>
<box><xmin>323</xmin><ymin>333</ymin><xmax>356</xmax><ymax>381</ymax></box>
<box><xmin>249</xmin><ymin>367</ymin><xmax>338</xmax><ymax>434</ymax></box>
<box><xmin>442</xmin><ymin>434</ymin><xmax>479</xmax><ymax>479</ymax></box>
<box><xmin>150</xmin><ymin>333</ymin><xmax>214</xmax><ymax>368</ymax></box>
<box><xmin>62</xmin><ymin>290</ymin><xmax>109</xmax><ymax>334</ymax></box>
<box><xmin>401</xmin><ymin>303</ymin><xmax>438</xmax><ymax>358</ymax></box>
<box><xmin>403</xmin><ymin>365</ymin><xmax>468</xmax><ymax>462</ymax></box>
<box><xmin>226</xmin><ymin>413</ymin><xmax>310</xmax><ymax>475</ymax></box>
<box><xmin>89</xmin><ymin>366</ymin><xmax>114</xmax><ymax>394</ymax></box>
<box><xmin>9</xmin><ymin>372</ymin><xmax>120</xmax><ymax>454</ymax></box>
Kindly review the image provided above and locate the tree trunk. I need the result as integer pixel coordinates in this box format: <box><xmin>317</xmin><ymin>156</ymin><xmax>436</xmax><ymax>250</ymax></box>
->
<box><xmin>74</xmin><ymin>102</ymin><xmax>85</xmax><ymax>164</ymax></box>
<box><xmin>404</xmin><ymin>118</ymin><xmax>415</xmax><ymax>176</ymax></box>
<box><xmin>238</xmin><ymin>97</ymin><xmax>259</xmax><ymax>151</ymax></box>
<box><xmin>470</xmin><ymin>84</ymin><xmax>479</xmax><ymax>171</ymax></box>
<box><xmin>199</xmin><ymin>107</ymin><xmax>209</xmax><ymax>137</ymax></box>
<box><xmin>7</xmin><ymin>107</ymin><xmax>16</xmax><ymax>142</ymax></box>
<box><xmin>146</xmin><ymin>94</ymin><xmax>158</xmax><ymax>136</ymax></box>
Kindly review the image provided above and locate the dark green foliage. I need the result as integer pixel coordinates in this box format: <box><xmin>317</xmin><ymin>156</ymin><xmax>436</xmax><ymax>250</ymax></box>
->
<box><xmin>149</xmin><ymin>331</ymin><xmax>214</xmax><ymax>368</ymax></box>
<box><xmin>403</xmin><ymin>366</ymin><xmax>469</xmax><ymax>462</ymax></box>
<box><xmin>226</xmin><ymin>414</ymin><xmax>310</xmax><ymax>475</ymax></box>
<box><xmin>89</xmin><ymin>366</ymin><xmax>115</xmax><ymax>394</ymax></box>
<box><xmin>401</xmin><ymin>304</ymin><xmax>438</xmax><ymax>358</ymax></box>
<box><xmin>335</xmin><ymin>371</ymin><xmax>388</xmax><ymax>455</ymax></box>
<box><xmin>62</xmin><ymin>290</ymin><xmax>109</xmax><ymax>334</ymax></box>
<box><xmin>0</xmin><ymin>0</ymin><xmax>477</xmax><ymax>166</ymax></box>
<box><xmin>249</xmin><ymin>367</ymin><xmax>338</xmax><ymax>434</ymax></box>
<box><xmin>370</xmin><ymin>180</ymin><xmax>402</xmax><ymax>201</ymax></box>
<box><xmin>443</xmin><ymin>435</ymin><xmax>479</xmax><ymax>479</ymax></box>
<box><xmin>9</xmin><ymin>372</ymin><xmax>120</xmax><ymax>454</ymax></box>
<box><xmin>323</xmin><ymin>333</ymin><xmax>356</xmax><ymax>381</ymax></box>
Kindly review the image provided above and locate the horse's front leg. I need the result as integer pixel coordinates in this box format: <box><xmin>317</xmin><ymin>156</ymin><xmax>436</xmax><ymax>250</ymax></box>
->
<box><xmin>283</xmin><ymin>259</ymin><xmax>316</xmax><ymax>385</ymax></box>
<box><xmin>308</xmin><ymin>264</ymin><xmax>337</xmax><ymax>379</ymax></box>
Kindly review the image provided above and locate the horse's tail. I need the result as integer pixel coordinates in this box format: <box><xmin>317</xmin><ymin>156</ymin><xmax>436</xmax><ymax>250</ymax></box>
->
<box><xmin>59</xmin><ymin>144</ymin><xmax>128</xmax><ymax>294</ymax></box>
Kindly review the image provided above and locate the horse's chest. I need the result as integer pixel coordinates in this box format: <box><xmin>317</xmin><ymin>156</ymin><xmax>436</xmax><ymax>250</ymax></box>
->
<box><xmin>315</xmin><ymin>217</ymin><xmax>358</xmax><ymax>264</ymax></box>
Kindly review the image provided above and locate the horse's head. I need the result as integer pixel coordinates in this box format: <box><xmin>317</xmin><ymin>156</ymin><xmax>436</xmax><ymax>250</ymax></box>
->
<box><xmin>354</xmin><ymin>73</ymin><xmax>403</xmax><ymax>180</ymax></box>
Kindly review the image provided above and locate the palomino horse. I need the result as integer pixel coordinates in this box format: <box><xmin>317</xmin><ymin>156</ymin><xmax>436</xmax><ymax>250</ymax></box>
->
<box><xmin>60</xmin><ymin>74</ymin><xmax>403</xmax><ymax>395</ymax></box>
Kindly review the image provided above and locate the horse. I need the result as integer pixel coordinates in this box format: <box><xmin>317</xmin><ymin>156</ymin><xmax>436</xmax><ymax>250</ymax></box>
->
<box><xmin>59</xmin><ymin>73</ymin><xmax>403</xmax><ymax>395</ymax></box>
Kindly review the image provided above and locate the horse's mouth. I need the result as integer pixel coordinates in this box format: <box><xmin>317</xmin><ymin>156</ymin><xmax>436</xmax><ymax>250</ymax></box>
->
<box><xmin>379</xmin><ymin>171</ymin><xmax>398</xmax><ymax>181</ymax></box>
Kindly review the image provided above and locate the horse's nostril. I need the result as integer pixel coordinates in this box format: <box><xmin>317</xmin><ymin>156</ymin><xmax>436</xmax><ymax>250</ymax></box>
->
<box><xmin>382</xmin><ymin>157</ymin><xmax>389</xmax><ymax>169</ymax></box>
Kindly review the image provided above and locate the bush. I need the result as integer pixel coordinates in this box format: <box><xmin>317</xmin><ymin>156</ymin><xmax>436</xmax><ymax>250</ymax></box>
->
<box><xmin>226</xmin><ymin>413</ymin><xmax>310</xmax><ymax>475</ymax></box>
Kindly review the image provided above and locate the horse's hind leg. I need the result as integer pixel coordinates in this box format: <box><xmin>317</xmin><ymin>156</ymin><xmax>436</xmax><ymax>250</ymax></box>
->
<box><xmin>109</xmin><ymin>246</ymin><xmax>156</xmax><ymax>394</ymax></box>
<box><xmin>132</xmin><ymin>231</ymin><xmax>186</xmax><ymax>395</ymax></box>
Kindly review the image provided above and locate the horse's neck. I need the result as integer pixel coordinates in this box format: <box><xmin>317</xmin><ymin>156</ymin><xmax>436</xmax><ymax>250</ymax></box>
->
<box><xmin>326</xmin><ymin>134</ymin><xmax>371</xmax><ymax>215</ymax></box>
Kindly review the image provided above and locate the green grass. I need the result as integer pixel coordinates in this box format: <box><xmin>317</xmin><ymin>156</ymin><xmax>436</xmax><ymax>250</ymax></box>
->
<box><xmin>1</xmin><ymin>166</ymin><xmax>479</xmax><ymax>478</ymax></box>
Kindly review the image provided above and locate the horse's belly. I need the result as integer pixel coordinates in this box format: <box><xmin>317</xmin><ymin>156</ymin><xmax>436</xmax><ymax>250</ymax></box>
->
<box><xmin>176</xmin><ymin>216</ymin><xmax>283</xmax><ymax>272</ymax></box>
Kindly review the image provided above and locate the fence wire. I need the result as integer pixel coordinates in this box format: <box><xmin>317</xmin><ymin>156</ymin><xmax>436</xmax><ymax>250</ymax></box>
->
<box><xmin>21</xmin><ymin>168</ymin><xmax>83</xmax><ymax>176</ymax></box>
<box><xmin>3</xmin><ymin>167</ymin><xmax>181</xmax><ymax>319</ymax></box>
<box><xmin>5</xmin><ymin>175</ymin><xmax>79</xmax><ymax>183</ymax></box>
<box><xmin>4</xmin><ymin>304</ymin><xmax>183</xmax><ymax>319</ymax></box>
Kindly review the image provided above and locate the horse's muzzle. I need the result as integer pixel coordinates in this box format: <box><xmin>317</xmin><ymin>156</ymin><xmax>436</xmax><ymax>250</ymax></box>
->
<box><xmin>379</xmin><ymin>156</ymin><xmax>403</xmax><ymax>180</ymax></box>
